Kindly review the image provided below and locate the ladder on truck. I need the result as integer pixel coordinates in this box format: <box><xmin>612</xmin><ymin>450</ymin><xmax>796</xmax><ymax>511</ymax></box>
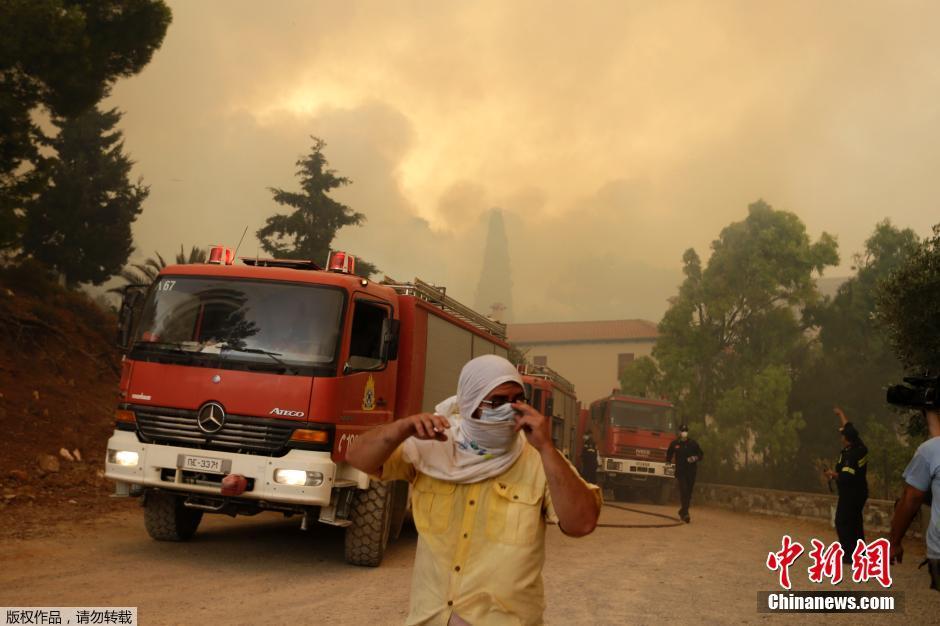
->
<box><xmin>382</xmin><ymin>277</ymin><xmax>507</xmax><ymax>341</ymax></box>
<box><xmin>517</xmin><ymin>362</ymin><xmax>576</xmax><ymax>395</ymax></box>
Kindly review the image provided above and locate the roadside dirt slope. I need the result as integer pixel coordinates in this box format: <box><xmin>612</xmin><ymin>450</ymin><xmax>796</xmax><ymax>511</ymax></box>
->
<box><xmin>0</xmin><ymin>263</ymin><xmax>125</xmax><ymax>538</ymax></box>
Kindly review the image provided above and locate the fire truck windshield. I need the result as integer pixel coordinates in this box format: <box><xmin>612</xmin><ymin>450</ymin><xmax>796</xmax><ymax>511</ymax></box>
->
<box><xmin>130</xmin><ymin>276</ymin><xmax>345</xmax><ymax>375</ymax></box>
<box><xmin>609</xmin><ymin>400</ymin><xmax>674</xmax><ymax>432</ymax></box>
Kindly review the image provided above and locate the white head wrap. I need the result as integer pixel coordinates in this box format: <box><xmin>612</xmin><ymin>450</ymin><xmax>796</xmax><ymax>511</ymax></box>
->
<box><xmin>442</xmin><ymin>354</ymin><xmax>524</xmax><ymax>419</ymax></box>
<box><xmin>403</xmin><ymin>354</ymin><xmax>527</xmax><ymax>483</ymax></box>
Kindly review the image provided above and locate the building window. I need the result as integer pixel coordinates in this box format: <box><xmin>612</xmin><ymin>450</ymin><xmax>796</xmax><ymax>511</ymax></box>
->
<box><xmin>617</xmin><ymin>352</ymin><xmax>635</xmax><ymax>378</ymax></box>
<box><xmin>534</xmin><ymin>355</ymin><xmax>547</xmax><ymax>366</ymax></box>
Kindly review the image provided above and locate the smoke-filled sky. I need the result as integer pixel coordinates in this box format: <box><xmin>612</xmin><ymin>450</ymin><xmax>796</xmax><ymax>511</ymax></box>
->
<box><xmin>106</xmin><ymin>0</ymin><xmax>940</xmax><ymax>322</ymax></box>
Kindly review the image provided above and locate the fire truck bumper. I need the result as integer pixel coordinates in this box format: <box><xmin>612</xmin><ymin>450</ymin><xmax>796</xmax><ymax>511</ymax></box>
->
<box><xmin>104</xmin><ymin>430</ymin><xmax>345</xmax><ymax>506</ymax></box>
<box><xmin>599</xmin><ymin>457</ymin><xmax>674</xmax><ymax>481</ymax></box>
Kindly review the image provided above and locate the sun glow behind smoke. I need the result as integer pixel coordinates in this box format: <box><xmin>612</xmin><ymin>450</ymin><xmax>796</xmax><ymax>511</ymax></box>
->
<box><xmin>107</xmin><ymin>0</ymin><xmax>940</xmax><ymax>322</ymax></box>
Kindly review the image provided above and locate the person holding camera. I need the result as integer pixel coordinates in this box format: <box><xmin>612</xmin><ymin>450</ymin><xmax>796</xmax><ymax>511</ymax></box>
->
<box><xmin>823</xmin><ymin>407</ymin><xmax>869</xmax><ymax>562</ymax></box>
<box><xmin>889</xmin><ymin>407</ymin><xmax>940</xmax><ymax>591</ymax></box>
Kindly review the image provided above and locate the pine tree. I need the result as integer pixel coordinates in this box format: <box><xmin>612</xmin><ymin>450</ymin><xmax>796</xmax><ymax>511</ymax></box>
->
<box><xmin>0</xmin><ymin>0</ymin><xmax>171</xmax><ymax>252</ymax></box>
<box><xmin>256</xmin><ymin>137</ymin><xmax>377</xmax><ymax>277</ymax></box>
<box><xmin>22</xmin><ymin>106</ymin><xmax>148</xmax><ymax>286</ymax></box>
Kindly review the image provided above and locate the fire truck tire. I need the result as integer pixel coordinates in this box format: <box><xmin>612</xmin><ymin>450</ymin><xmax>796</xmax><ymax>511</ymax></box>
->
<box><xmin>344</xmin><ymin>481</ymin><xmax>392</xmax><ymax>567</ymax></box>
<box><xmin>613</xmin><ymin>485</ymin><xmax>631</xmax><ymax>502</ymax></box>
<box><xmin>143</xmin><ymin>491</ymin><xmax>203</xmax><ymax>541</ymax></box>
<box><xmin>654</xmin><ymin>481</ymin><xmax>674</xmax><ymax>505</ymax></box>
<box><xmin>388</xmin><ymin>480</ymin><xmax>410</xmax><ymax>541</ymax></box>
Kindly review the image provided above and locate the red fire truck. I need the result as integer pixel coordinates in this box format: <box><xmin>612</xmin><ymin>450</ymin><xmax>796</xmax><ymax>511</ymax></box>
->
<box><xmin>517</xmin><ymin>363</ymin><xmax>579</xmax><ymax>461</ymax></box>
<box><xmin>106</xmin><ymin>248</ymin><xmax>509</xmax><ymax>566</ymax></box>
<box><xmin>583</xmin><ymin>392</ymin><xmax>677</xmax><ymax>502</ymax></box>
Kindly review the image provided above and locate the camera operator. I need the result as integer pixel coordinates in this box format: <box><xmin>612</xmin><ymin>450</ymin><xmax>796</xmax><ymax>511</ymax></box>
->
<box><xmin>888</xmin><ymin>377</ymin><xmax>940</xmax><ymax>592</ymax></box>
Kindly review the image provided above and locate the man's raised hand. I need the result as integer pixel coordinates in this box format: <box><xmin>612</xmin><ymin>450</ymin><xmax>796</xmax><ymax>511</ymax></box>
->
<box><xmin>512</xmin><ymin>402</ymin><xmax>552</xmax><ymax>452</ymax></box>
<box><xmin>410</xmin><ymin>413</ymin><xmax>451</xmax><ymax>441</ymax></box>
<box><xmin>833</xmin><ymin>406</ymin><xmax>848</xmax><ymax>426</ymax></box>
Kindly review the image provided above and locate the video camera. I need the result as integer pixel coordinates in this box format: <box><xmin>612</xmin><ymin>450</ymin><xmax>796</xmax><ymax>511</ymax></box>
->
<box><xmin>886</xmin><ymin>375</ymin><xmax>938</xmax><ymax>409</ymax></box>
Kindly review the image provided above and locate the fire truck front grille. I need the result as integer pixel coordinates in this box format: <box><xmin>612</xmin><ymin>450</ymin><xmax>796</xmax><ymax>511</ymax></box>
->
<box><xmin>134</xmin><ymin>407</ymin><xmax>295</xmax><ymax>455</ymax></box>
<box><xmin>616</xmin><ymin>446</ymin><xmax>667</xmax><ymax>462</ymax></box>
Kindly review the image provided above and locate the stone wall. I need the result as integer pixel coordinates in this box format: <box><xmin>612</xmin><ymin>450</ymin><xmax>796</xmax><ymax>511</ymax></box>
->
<box><xmin>696</xmin><ymin>482</ymin><xmax>930</xmax><ymax>539</ymax></box>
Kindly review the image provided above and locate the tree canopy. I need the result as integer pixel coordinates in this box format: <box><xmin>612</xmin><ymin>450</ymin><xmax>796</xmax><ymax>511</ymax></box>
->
<box><xmin>647</xmin><ymin>210</ymin><xmax>926</xmax><ymax>493</ymax></box>
<box><xmin>0</xmin><ymin>0</ymin><xmax>171</xmax><ymax>252</ymax></box>
<box><xmin>256</xmin><ymin>137</ymin><xmax>377</xmax><ymax>277</ymax></box>
<box><xmin>787</xmin><ymin>220</ymin><xmax>920</xmax><ymax>493</ymax></box>
<box><xmin>21</xmin><ymin>107</ymin><xmax>148</xmax><ymax>286</ymax></box>
<box><xmin>651</xmin><ymin>200</ymin><xmax>839</xmax><ymax>482</ymax></box>
<box><xmin>877</xmin><ymin>223</ymin><xmax>940</xmax><ymax>375</ymax></box>
<box><xmin>618</xmin><ymin>356</ymin><xmax>660</xmax><ymax>398</ymax></box>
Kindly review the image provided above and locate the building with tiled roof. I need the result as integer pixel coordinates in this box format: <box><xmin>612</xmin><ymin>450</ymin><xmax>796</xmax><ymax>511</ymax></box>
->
<box><xmin>507</xmin><ymin>319</ymin><xmax>659</xmax><ymax>405</ymax></box>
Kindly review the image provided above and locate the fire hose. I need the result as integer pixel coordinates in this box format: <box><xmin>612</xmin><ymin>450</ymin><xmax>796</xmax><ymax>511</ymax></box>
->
<box><xmin>594</xmin><ymin>502</ymin><xmax>685</xmax><ymax>528</ymax></box>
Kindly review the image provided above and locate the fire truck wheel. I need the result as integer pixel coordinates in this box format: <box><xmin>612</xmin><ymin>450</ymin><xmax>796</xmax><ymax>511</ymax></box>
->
<box><xmin>388</xmin><ymin>480</ymin><xmax>410</xmax><ymax>542</ymax></box>
<box><xmin>613</xmin><ymin>485</ymin><xmax>631</xmax><ymax>502</ymax></box>
<box><xmin>143</xmin><ymin>491</ymin><xmax>203</xmax><ymax>541</ymax></box>
<box><xmin>654</xmin><ymin>481</ymin><xmax>674</xmax><ymax>505</ymax></box>
<box><xmin>344</xmin><ymin>481</ymin><xmax>393</xmax><ymax>567</ymax></box>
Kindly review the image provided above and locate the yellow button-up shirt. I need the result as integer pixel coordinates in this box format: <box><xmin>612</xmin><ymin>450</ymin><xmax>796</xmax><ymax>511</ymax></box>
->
<box><xmin>380</xmin><ymin>443</ymin><xmax>600</xmax><ymax>626</ymax></box>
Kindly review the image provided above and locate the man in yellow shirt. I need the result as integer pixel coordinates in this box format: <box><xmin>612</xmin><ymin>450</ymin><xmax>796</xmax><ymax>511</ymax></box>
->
<box><xmin>347</xmin><ymin>354</ymin><xmax>601</xmax><ymax>625</ymax></box>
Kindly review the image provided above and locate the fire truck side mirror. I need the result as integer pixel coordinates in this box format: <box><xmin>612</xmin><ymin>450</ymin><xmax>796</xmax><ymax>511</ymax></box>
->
<box><xmin>116</xmin><ymin>285</ymin><xmax>145</xmax><ymax>352</ymax></box>
<box><xmin>380</xmin><ymin>317</ymin><xmax>400</xmax><ymax>362</ymax></box>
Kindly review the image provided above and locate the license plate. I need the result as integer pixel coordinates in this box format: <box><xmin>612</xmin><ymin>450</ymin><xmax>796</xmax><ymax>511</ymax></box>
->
<box><xmin>177</xmin><ymin>454</ymin><xmax>229</xmax><ymax>475</ymax></box>
<box><xmin>634</xmin><ymin>461</ymin><xmax>650</xmax><ymax>467</ymax></box>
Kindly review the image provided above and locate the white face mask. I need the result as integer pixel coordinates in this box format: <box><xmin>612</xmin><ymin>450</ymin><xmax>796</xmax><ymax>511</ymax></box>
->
<box><xmin>457</xmin><ymin>416</ymin><xmax>517</xmax><ymax>458</ymax></box>
<box><xmin>479</xmin><ymin>403</ymin><xmax>517</xmax><ymax>423</ymax></box>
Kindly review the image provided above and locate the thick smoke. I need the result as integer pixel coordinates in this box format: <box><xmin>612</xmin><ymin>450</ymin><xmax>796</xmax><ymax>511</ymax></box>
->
<box><xmin>106</xmin><ymin>0</ymin><xmax>940</xmax><ymax>321</ymax></box>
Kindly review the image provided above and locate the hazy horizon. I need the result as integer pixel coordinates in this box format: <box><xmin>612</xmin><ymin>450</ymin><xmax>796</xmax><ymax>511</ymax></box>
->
<box><xmin>102</xmin><ymin>0</ymin><xmax>940</xmax><ymax>323</ymax></box>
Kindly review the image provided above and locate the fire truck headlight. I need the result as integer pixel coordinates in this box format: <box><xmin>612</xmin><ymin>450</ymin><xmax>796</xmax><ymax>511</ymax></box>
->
<box><xmin>665</xmin><ymin>464</ymin><xmax>676</xmax><ymax>477</ymax></box>
<box><xmin>108</xmin><ymin>449</ymin><xmax>139</xmax><ymax>467</ymax></box>
<box><xmin>274</xmin><ymin>469</ymin><xmax>324</xmax><ymax>487</ymax></box>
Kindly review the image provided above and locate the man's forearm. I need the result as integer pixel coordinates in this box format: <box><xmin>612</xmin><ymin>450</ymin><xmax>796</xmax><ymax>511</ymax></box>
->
<box><xmin>539</xmin><ymin>446</ymin><xmax>599</xmax><ymax>537</ymax></box>
<box><xmin>890</xmin><ymin>485</ymin><xmax>925</xmax><ymax>546</ymax></box>
<box><xmin>346</xmin><ymin>419</ymin><xmax>414</xmax><ymax>475</ymax></box>
<box><xmin>927</xmin><ymin>410</ymin><xmax>940</xmax><ymax>438</ymax></box>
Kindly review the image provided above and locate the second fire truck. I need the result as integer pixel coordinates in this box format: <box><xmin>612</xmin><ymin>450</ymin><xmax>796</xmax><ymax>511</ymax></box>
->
<box><xmin>582</xmin><ymin>392</ymin><xmax>677</xmax><ymax>502</ymax></box>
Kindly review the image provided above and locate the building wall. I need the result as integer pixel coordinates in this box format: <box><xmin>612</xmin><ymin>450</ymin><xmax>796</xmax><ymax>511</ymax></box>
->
<box><xmin>516</xmin><ymin>338</ymin><xmax>656</xmax><ymax>404</ymax></box>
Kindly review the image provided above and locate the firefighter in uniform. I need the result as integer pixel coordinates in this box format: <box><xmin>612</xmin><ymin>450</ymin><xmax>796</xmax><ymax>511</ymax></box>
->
<box><xmin>824</xmin><ymin>407</ymin><xmax>868</xmax><ymax>561</ymax></box>
<box><xmin>666</xmin><ymin>424</ymin><xmax>704</xmax><ymax>523</ymax></box>
<box><xmin>580</xmin><ymin>433</ymin><xmax>598</xmax><ymax>484</ymax></box>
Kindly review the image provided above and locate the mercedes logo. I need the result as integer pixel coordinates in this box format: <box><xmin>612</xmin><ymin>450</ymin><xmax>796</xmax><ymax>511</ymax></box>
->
<box><xmin>197</xmin><ymin>402</ymin><xmax>226</xmax><ymax>434</ymax></box>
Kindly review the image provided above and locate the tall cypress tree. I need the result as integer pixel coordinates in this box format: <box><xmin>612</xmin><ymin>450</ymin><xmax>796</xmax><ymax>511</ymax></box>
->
<box><xmin>473</xmin><ymin>208</ymin><xmax>514</xmax><ymax>322</ymax></box>
<box><xmin>22</xmin><ymin>106</ymin><xmax>148</xmax><ymax>286</ymax></box>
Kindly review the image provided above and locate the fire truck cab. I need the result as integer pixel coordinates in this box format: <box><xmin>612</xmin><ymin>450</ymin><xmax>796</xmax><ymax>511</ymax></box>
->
<box><xmin>106</xmin><ymin>248</ymin><xmax>509</xmax><ymax>566</ymax></box>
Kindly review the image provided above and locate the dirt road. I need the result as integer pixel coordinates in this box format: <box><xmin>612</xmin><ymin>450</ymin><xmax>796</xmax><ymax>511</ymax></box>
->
<box><xmin>1</xmin><ymin>500</ymin><xmax>934</xmax><ymax>625</ymax></box>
